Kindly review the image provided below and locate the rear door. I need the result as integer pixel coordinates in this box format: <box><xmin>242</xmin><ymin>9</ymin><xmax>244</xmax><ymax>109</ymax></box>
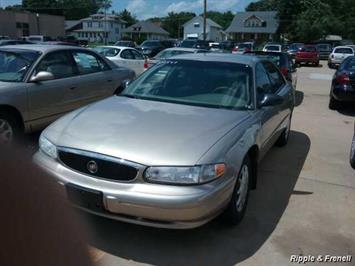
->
<box><xmin>71</xmin><ymin>50</ymin><xmax>116</xmax><ymax>106</ymax></box>
<box><xmin>120</xmin><ymin>49</ymin><xmax>137</xmax><ymax>74</ymax></box>
<box><xmin>130</xmin><ymin>49</ymin><xmax>145</xmax><ymax>76</ymax></box>
<box><xmin>27</xmin><ymin>50</ymin><xmax>80</xmax><ymax>127</ymax></box>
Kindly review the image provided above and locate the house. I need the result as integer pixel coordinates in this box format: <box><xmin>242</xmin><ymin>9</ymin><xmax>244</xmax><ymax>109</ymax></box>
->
<box><xmin>122</xmin><ymin>21</ymin><xmax>169</xmax><ymax>41</ymax></box>
<box><xmin>0</xmin><ymin>10</ymin><xmax>65</xmax><ymax>39</ymax></box>
<box><xmin>68</xmin><ymin>14</ymin><xmax>126</xmax><ymax>43</ymax></box>
<box><xmin>226</xmin><ymin>11</ymin><xmax>279</xmax><ymax>43</ymax></box>
<box><xmin>183</xmin><ymin>16</ymin><xmax>224</xmax><ymax>41</ymax></box>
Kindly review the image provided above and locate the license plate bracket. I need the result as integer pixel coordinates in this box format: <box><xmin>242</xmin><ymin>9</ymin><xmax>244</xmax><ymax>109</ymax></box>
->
<box><xmin>66</xmin><ymin>183</ymin><xmax>104</xmax><ymax>213</ymax></box>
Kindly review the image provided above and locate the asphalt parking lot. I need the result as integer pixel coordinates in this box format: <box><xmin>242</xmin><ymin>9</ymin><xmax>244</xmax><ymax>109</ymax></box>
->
<box><xmin>25</xmin><ymin>63</ymin><xmax>355</xmax><ymax>266</ymax></box>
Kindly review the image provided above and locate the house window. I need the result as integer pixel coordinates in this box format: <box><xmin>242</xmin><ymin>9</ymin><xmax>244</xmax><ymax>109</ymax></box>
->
<box><xmin>115</xmin><ymin>28</ymin><xmax>120</xmax><ymax>34</ymax></box>
<box><xmin>110</xmin><ymin>22</ymin><xmax>113</xmax><ymax>28</ymax></box>
<box><xmin>87</xmin><ymin>22</ymin><xmax>92</xmax><ymax>28</ymax></box>
<box><xmin>194</xmin><ymin>23</ymin><xmax>200</xmax><ymax>28</ymax></box>
<box><xmin>99</xmin><ymin>22</ymin><xmax>103</xmax><ymax>28</ymax></box>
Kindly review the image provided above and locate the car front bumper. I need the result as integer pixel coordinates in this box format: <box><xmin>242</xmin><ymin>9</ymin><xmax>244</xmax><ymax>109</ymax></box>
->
<box><xmin>332</xmin><ymin>85</ymin><xmax>355</xmax><ymax>102</ymax></box>
<box><xmin>33</xmin><ymin>151</ymin><xmax>235</xmax><ymax>229</ymax></box>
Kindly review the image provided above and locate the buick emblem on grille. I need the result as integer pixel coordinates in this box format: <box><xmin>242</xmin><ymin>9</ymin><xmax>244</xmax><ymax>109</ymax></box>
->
<box><xmin>87</xmin><ymin>160</ymin><xmax>98</xmax><ymax>174</ymax></box>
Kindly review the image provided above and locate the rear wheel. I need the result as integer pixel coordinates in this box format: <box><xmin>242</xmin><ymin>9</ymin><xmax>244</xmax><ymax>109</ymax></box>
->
<box><xmin>223</xmin><ymin>156</ymin><xmax>251</xmax><ymax>225</ymax></box>
<box><xmin>329</xmin><ymin>96</ymin><xmax>339</xmax><ymax>110</ymax></box>
<box><xmin>0</xmin><ymin>112</ymin><xmax>20</xmax><ymax>144</ymax></box>
<box><xmin>350</xmin><ymin>137</ymin><xmax>355</xmax><ymax>169</ymax></box>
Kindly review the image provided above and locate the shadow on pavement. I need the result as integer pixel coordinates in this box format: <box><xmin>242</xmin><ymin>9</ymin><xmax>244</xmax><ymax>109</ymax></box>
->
<box><xmin>85</xmin><ymin>131</ymin><xmax>311</xmax><ymax>266</ymax></box>
<box><xmin>294</xmin><ymin>91</ymin><xmax>304</xmax><ymax>107</ymax></box>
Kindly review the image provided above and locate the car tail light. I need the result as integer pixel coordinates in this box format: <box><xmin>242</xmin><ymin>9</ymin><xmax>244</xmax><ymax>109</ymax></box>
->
<box><xmin>280</xmin><ymin>67</ymin><xmax>289</xmax><ymax>77</ymax></box>
<box><xmin>232</xmin><ymin>47</ymin><xmax>238</xmax><ymax>52</ymax></box>
<box><xmin>144</xmin><ymin>58</ymin><xmax>149</xmax><ymax>69</ymax></box>
<box><xmin>336</xmin><ymin>73</ymin><xmax>350</xmax><ymax>85</ymax></box>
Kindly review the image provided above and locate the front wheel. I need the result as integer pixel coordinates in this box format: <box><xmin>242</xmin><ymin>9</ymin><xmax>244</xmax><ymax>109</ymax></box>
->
<box><xmin>0</xmin><ymin>113</ymin><xmax>19</xmax><ymax>144</ymax></box>
<box><xmin>350</xmin><ymin>136</ymin><xmax>355</xmax><ymax>169</ymax></box>
<box><xmin>329</xmin><ymin>96</ymin><xmax>339</xmax><ymax>110</ymax></box>
<box><xmin>223</xmin><ymin>156</ymin><xmax>251</xmax><ymax>225</ymax></box>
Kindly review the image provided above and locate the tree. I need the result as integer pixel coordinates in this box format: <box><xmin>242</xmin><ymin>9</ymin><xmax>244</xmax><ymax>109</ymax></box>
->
<box><xmin>201</xmin><ymin>11</ymin><xmax>235</xmax><ymax>30</ymax></box>
<box><xmin>157</xmin><ymin>12</ymin><xmax>196</xmax><ymax>38</ymax></box>
<box><xmin>117</xmin><ymin>9</ymin><xmax>138</xmax><ymax>26</ymax></box>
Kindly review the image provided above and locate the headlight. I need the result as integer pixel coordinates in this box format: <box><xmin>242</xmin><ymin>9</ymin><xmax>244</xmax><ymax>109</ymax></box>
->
<box><xmin>145</xmin><ymin>164</ymin><xmax>226</xmax><ymax>185</ymax></box>
<box><xmin>39</xmin><ymin>135</ymin><xmax>57</xmax><ymax>159</ymax></box>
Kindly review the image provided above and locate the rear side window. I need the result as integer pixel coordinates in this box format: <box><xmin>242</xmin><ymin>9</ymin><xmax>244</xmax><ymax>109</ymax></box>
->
<box><xmin>36</xmin><ymin>51</ymin><xmax>76</xmax><ymax>79</ymax></box>
<box><xmin>72</xmin><ymin>51</ymin><xmax>108</xmax><ymax>75</ymax></box>
<box><xmin>335</xmin><ymin>48</ymin><xmax>354</xmax><ymax>54</ymax></box>
<box><xmin>263</xmin><ymin>61</ymin><xmax>285</xmax><ymax>92</ymax></box>
<box><xmin>131</xmin><ymin>50</ymin><xmax>144</xmax><ymax>60</ymax></box>
<box><xmin>344</xmin><ymin>58</ymin><xmax>355</xmax><ymax>71</ymax></box>
<box><xmin>120</xmin><ymin>49</ymin><xmax>134</xmax><ymax>59</ymax></box>
<box><xmin>300</xmin><ymin>46</ymin><xmax>316</xmax><ymax>52</ymax></box>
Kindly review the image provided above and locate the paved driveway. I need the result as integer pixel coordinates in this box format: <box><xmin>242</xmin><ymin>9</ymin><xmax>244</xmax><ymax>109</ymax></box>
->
<box><xmin>32</xmin><ymin>63</ymin><xmax>355</xmax><ymax>266</ymax></box>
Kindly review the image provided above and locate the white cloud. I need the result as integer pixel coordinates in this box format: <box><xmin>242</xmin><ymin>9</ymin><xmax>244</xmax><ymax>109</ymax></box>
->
<box><xmin>126</xmin><ymin>0</ymin><xmax>166</xmax><ymax>19</ymax></box>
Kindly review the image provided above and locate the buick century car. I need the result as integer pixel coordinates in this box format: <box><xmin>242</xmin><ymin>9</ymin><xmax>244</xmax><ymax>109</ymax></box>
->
<box><xmin>34</xmin><ymin>54</ymin><xmax>294</xmax><ymax>229</ymax></box>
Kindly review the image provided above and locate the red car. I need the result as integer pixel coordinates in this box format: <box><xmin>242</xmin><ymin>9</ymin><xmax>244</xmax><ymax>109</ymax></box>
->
<box><xmin>295</xmin><ymin>45</ymin><xmax>320</xmax><ymax>66</ymax></box>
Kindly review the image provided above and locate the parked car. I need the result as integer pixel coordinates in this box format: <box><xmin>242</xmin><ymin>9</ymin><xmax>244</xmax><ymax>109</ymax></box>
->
<box><xmin>232</xmin><ymin>42</ymin><xmax>254</xmax><ymax>54</ymax></box>
<box><xmin>40</xmin><ymin>41</ymin><xmax>80</xmax><ymax>46</ymax></box>
<box><xmin>295</xmin><ymin>45</ymin><xmax>319</xmax><ymax>66</ymax></box>
<box><xmin>350</xmin><ymin>122</ymin><xmax>355</xmax><ymax>169</ymax></box>
<box><xmin>287</xmin><ymin>43</ymin><xmax>304</xmax><ymax>58</ymax></box>
<box><xmin>0</xmin><ymin>45</ymin><xmax>134</xmax><ymax>144</ymax></box>
<box><xmin>114</xmin><ymin>41</ymin><xmax>137</xmax><ymax>48</ymax></box>
<box><xmin>94</xmin><ymin>46</ymin><xmax>146</xmax><ymax>76</ymax></box>
<box><xmin>0</xmin><ymin>40</ymin><xmax>33</xmax><ymax>46</ymax></box>
<box><xmin>147</xmin><ymin>47</ymin><xmax>208</xmax><ymax>68</ymax></box>
<box><xmin>220</xmin><ymin>40</ymin><xmax>239</xmax><ymax>52</ymax></box>
<box><xmin>328</xmin><ymin>46</ymin><xmax>355</xmax><ymax>69</ymax></box>
<box><xmin>209</xmin><ymin>42</ymin><xmax>221</xmax><ymax>52</ymax></box>
<box><xmin>34</xmin><ymin>53</ymin><xmax>294</xmax><ymax>229</ymax></box>
<box><xmin>178</xmin><ymin>40</ymin><xmax>210</xmax><ymax>50</ymax></box>
<box><xmin>0</xmin><ymin>36</ymin><xmax>10</xmax><ymax>40</ymax></box>
<box><xmin>27</xmin><ymin>35</ymin><xmax>53</xmax><ymax>43</ymax></box>
<box><xmin>262</xmin><ymin>44</ymin><xmax>282</xmax><ymax>52</ymax></box>
<box><xmin>329</xmin><ymin>56</ymin><xmax>355</xmax><ymax>110</ymax></box>
<box><xmin>245</xmin><ymin>51</ymin><xmax>297</xmax><ymax>89</ymax></box>
<box><xmin>139</xmin><ymin>40</ymin><xmax>166</xmax><ymax>58</ymax></box>
<box><xmin>316</xmin><ymin>43</ymin><xmax>333</xmax><ymax>60</ymax></box>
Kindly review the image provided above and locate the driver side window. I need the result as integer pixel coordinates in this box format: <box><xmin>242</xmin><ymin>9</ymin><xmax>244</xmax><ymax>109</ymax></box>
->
<box><xmin>256</xmin><ymin>63</ymin><xmax>273</xmax><ymax>100</ymax></box>
<box><xmin>35</xmin><ymin>51</ymin><xmax>76</xmax><ymax>80</ymax></box>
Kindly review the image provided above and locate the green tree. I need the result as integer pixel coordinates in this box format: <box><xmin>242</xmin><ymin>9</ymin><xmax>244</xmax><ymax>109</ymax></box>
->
<box><xmin>161</xmin><ymin>12</ymin><xmax>196</xmax><ymax>38</ymax></box>
<box><xmin>117</xmin><ymin>9</ymin><xmax>138</xmax><ymax>26</ymax></box>
<box><xmin>201</xmin><ymin>11</ymin><xmax>235</xmax><ymax>30</ymax></box>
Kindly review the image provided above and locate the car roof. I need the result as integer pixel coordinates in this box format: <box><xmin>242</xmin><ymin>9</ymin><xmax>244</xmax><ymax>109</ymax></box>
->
<box><xmin>246</xmin><ymin>51</ymin><xmax>287</xmax><ymax>56</ymax></box>
<box><xmin>0</xmin><ymin>44</ymin><xmax>87</xmax><ymax>53</ymax></box>
<box><xmin>164</xmin><ymin>47</ymin><xmax>202</xmax><ymax>52</ymax></box>
<box><xmin>95</xmin><ymin>45</ymin><xmax>135</xmax><ymax>50</ymax></box>
<box><xmin>171</xmin><ymin>53</ymin><xmax>260</xmax><ymax>65</ymax></box>
<box><xmin>334</xmin><ymin>46</ymin><xmax>354</xmax><ymax>49</ymax></box>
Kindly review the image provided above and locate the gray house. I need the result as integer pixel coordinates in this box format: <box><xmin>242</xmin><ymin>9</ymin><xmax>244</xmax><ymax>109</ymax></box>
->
<box><xmin>226</xmin><ymin>11</ymin><xmax>279</xmax><ymax>43</ymax></box>
<box><xmin>122</xmin><ymin>21</ymin><xmax>169</xmax><ymax>41</ymax></box>
<box><xmin>67</xmin><ymin>14</ymin><xmax>126</xmax><ymax>43</ymax></box>
<box><xmin>183</xmin><ymin>16</ymin><xmax>224</xmax><ymax>41</ymax></box>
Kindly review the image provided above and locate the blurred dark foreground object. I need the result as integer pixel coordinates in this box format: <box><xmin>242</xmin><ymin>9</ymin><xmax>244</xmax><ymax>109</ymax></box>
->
<box><xmin>0</xmin><ymin>145</ymin><xmax>93</xmax><ymax>266</ymax></box>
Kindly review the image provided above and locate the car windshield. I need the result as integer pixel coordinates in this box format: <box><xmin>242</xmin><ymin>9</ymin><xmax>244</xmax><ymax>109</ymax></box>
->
<box><xmin>142</xmin><ymin>41</ymin><xmax>159</xmax><ymax>47</ymax></box>
<box><xmin>252</xmin><ymin>54</ymin><xmax>283</xmax><ymax>67</ymax></box>
<box><xmin>122</xmin><ymin>60</ymin><xmax>253</xmax><ymax>110</ymax></box>
<box><xmin>300</xmin><ymin>46</ymin><xmax>316</xmax><ymax>52</ymax></box>
<box><xmin>0</xmin><ymin>50</ymin><xmax>40</xmax><ymax>82</ymax></box>
<box><xmin>344</xmin><ymin>58</ymin><xmax>355</xmax><ymax>70</ymax></box>
<box><xmin>317</xmin><ymin>44</ymin><xmax>332</xmax><ymax>51</ymax></box>
<box><xmin>335</xmin><ymin>48</ymin><xmax>353</xmax><ymax>54</ymax></box>
<box><xmin>265</xmin><ymin>45</ymin><xmax>280</xmax><ymax>51</ymax></box>
<box><xmin>155</xmin><ymin>50</ymin><xmax>193</xmax><ymax>59</ymax></box>
<box><xmin>179</xmin><ymin>41</ymin><xmax>196</xmax><ymax>48</ymax></box>
<box><xmin>94</xmin><ymin>47</ymin><xmax>120</xmax><ymax>57</ymax></box>
<box><xmin>289</xmin><ymin>43</ymin><xmax>304</xmax><ymax>50</ymax></box>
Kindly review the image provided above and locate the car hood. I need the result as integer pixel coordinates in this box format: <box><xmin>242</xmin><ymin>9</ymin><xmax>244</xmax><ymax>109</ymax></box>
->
<box><xmin>45</xmin><ymin>96</ymin><xmax>250</xmax><ymax>166</ymax></box>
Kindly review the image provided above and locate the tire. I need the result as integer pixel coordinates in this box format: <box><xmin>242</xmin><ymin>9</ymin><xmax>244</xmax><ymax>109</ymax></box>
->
<box><xmin>275</xmin><ymin>114</ymin><xmax>292</xmax><ymax>147</ymax></box>
<box><xmin>0</xmin><ymin>112</ymin><xmax>20</xmax><ymax>144</ymax></box>
<box><xmin>329</xmin><ymin>96</ymin><xmax>339</xmax><ymax>110</ymax></box>
<box><xmin>315</xmin><ymin>61</ymin><xmax>320</xmax><ymax>67</ymax></box>
<box><xmin>223</xmin><ymin>156</ymin><xmax>251</xmax><ymax>225</ymax></box>
<box><xmin>350</xmin><ymin>137</ymin><xmax>355</xmax><ymax>170</ymax></box>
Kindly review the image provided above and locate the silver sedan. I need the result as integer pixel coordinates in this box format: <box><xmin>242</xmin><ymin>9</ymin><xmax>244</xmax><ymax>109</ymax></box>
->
<box><xmin>34</xmin><ymin>54</ymin><xmax>294</xmax><ymax>229</ymax></box>
<box><xmin>0</xmin><ymin>45</ymin><xmax>134</xmax><ymax>143</ymax></box>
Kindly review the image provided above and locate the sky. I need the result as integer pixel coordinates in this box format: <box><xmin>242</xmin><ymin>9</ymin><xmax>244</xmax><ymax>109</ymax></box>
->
<box><xmin>0</xmin><ymin>0</ymin><xmax>255</xmax><ymax>19</ymax></box>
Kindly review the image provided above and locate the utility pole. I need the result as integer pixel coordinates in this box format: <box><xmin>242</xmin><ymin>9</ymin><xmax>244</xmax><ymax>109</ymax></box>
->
<box><xmin>203</xmin><ymin>0</ymin><xmax>207</xmax><ymax>41</ymax></box>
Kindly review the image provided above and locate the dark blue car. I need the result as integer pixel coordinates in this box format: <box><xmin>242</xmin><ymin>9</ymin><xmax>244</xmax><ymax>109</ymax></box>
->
<box><xmin>329</xmin><ymin>56</ymin><xmax>355</xmax><ymax>109</ymax></box>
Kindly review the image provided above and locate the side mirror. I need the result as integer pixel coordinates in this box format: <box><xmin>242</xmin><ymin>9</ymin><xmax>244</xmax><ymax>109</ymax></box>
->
<box><xmin>30</xmin><ymin>71</ymin><xmax>54</xmax><ymax>82</ymax></box>
<box><xmin>259</xmin><ymin>94</ymin><xmax>284</xmax><ymax>107</ymax></box>
<box><xmin>116</xmin><ymin>79</ymin><xmax>131</xmax><ymax>95</ymax></box>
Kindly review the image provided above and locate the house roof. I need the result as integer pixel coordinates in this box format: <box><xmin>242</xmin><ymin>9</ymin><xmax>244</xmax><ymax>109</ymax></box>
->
<box><xmin>122</xmin><ymin>21</ymin><xmax>169</xmax><ymax>35</ymax></box>
<box><xmin>82</xmin><ymin>14</ymin><xmax>127</xmax><ymax>24</ymax></box>
<box><xmin>183</xmin><ymin>16</ymin><xmax>222</xmax><ymax>29</ymax></box>
<box><xmin>226</xmin><ymin>11</ymin><xmax>279</xmax><ymax>34</ymax></box>
<box><xmin>65</xmin><ymin>20</ymin><xmax>82</xmax><ymax>31</ymax></box>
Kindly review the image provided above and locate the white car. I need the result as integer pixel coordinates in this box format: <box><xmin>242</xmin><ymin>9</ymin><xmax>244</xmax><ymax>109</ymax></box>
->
<box><xmin>328</xmin><ymin>46</ymin><xmax>354</xmax><ymax>69</ymax></box>
<box><xmin>263</xmin><ymin>44</ymin><xmax>282</xmax><ymax>52</ymax></box>
<box><xmin>94</xmin><ymin>46</ymin><xmax>146</xmax><ymax>76</ymax></box>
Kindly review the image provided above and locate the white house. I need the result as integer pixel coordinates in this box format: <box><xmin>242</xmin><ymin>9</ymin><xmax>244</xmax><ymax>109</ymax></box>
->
<box><xmin>122</xmin><ymin>21</ymin><xmax>169</xmax><ymax>41</ymax></box>
<box><xmin>69</xmin><ymin>14</ymin><xmax>126</xmax><ymax>43</ymax></box>
<box><xmin>183</xmin><ymin>16</ymin><xmax>224</xmax><ymax>41</ymax></box>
